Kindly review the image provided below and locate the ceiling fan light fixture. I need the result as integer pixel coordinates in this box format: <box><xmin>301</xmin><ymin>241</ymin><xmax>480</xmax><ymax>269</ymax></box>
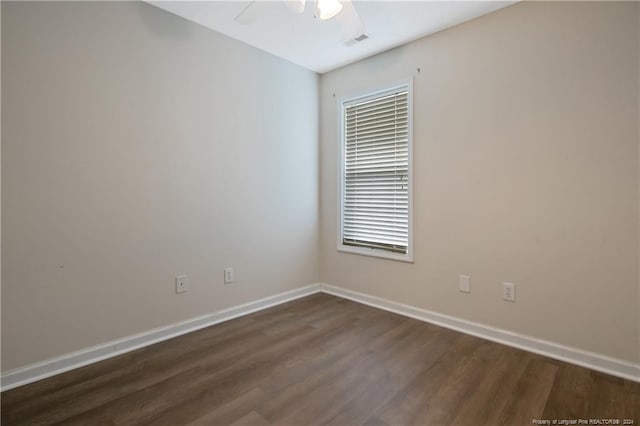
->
<box><xmin>315</xmin><ymin>0</ymin><xmax>343</xmax><ymax>20</ymax></box>
<box><xmin>284</xmin><ymin>0</ymin><xmax>306</xmax><ymax>14</ymax></box>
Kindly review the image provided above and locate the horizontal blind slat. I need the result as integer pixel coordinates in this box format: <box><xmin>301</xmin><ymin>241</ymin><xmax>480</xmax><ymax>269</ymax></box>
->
<box><xmin>346</xmin><ymin>95</ymin><xmax>407</xmax><ymax>111</ymax></box>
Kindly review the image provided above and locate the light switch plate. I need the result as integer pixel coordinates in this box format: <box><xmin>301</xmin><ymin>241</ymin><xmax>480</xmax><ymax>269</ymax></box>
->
<box><xmin>224</xmin><ymin>267</ymin><xmax>234</xmax><ymax>284</ymax></box>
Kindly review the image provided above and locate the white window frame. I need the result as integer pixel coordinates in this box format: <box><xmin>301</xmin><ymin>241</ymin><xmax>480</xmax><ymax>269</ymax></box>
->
<box><xmin>337</xmin><ymin>78</ymin><xmax>414</xmax><ymax>262</ymax></box>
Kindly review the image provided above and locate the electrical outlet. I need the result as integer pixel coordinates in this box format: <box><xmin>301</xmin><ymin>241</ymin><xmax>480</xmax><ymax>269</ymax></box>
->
<box><xmin>176</xmin><ymin>275</ymin><xmax>188</xmax><ymax>294</ymax></box>
<box><xmin>459</xmin><ymin>275</ymin><xmax>470</xmax><ymax>293</ymax></box>
<box><xmin>224</xmin><ymin>267</ymin><xmax>234</xmax><ymax>284</ymax></box>
<box><xmin>502</xmin><ymin>282</ymin><xmax>515</xmax><ymax>302</ymax></box>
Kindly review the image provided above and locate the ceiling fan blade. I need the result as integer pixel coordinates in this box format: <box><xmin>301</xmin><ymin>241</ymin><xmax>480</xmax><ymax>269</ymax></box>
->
<box><xmin>234</xmin><ymin>1</ymin><xmax>260</xmax><ymax>24</ymax></box>
<box><xmin>283</xmin><ymin>0</ymin><xmax>306</xmax><ymax>14</ymax></box>
<box><xmin>337</xmin><ymin>0</ymin><xmax>366</xmax><ymax>42</ymax></box>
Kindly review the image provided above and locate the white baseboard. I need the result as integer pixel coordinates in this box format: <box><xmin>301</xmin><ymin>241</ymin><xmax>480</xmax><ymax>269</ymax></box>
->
<box><xmin>3</xmin><ymin>281</ymin><xmax>638</xmax><ymax>391</ymax></box>
<box><xmin>0</xmin><ymin>283</ymin><xmax>322</xmax><ymax>391</ymax></box>
<box><xmin>320</xmin><ymin>283</ymin><xmax>640</xmax><ymax>383</ymax></box>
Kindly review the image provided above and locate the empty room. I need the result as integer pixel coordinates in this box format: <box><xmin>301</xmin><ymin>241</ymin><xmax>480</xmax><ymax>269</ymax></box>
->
<box><xmin>1</xmin><ymin>0</ymin><xmax>639</xmax><ymax>424</ymax></box>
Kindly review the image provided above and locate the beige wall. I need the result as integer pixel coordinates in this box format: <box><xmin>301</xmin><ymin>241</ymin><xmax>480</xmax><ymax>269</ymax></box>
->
<box><xmin>320</xmin><ymin>1</ymin><xmax>640</xmax><ymax>363</ymax></box>
<box><xmin>1</xmin><ymin>1</ymin><xmax>319</xmax><ymax>371</ymax></box>
<box><xmin>3</xmin><ymin>0</ymin><xmax>639</xmax><ymax>374</ymax></box>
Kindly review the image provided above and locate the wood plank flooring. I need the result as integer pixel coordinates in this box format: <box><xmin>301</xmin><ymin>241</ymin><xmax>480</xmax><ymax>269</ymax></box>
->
<box><xmin>2</xmin><ymin>293</ymin><xmax>639</xmax><ymax>425</ymax></box>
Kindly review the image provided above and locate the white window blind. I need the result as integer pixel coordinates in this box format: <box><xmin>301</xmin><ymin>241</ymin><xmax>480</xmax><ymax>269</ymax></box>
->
<box><xmin>341</xmin><ymin>85</ymin><xmax>410</xmax><ymax>255</ymax></box>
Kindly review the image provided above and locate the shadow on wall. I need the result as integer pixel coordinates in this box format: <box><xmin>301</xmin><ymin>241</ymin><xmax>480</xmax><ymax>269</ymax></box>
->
<box><xmin>133</xmin><ymin>2</ymin><xmax>194</xmax><ymax>40</ymax></box>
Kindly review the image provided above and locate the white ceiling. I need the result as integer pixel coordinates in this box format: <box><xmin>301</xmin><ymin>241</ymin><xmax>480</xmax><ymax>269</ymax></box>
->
<box><xmin>149</xmin><ymin>1</ymin><xmax>517</xmax><ymax>74</ymax></box>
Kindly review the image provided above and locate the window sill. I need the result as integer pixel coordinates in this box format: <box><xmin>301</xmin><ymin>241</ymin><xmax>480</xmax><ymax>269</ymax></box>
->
<box><xmin>337</xmin><ymin>244</ymin><xmax>414</xmax><ymax>263</ymax></box>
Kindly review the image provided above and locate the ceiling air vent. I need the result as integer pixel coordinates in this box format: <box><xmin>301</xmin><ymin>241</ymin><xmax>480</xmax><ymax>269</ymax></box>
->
<box><xmin>344</xmin><ymin>34</ymin><xmax>368</xmax><ymax>47</ymax></box>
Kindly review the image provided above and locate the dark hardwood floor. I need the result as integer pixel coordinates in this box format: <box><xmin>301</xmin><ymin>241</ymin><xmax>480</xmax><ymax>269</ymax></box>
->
<box><xmin>2</xmin><ymin>293</ymin><xmax>639</xmax><ymax>425</ymax></box>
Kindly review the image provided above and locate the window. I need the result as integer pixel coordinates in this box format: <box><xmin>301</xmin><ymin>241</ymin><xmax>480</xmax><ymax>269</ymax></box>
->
<box><xmin>338</xmin><ymin>81</ymin><xmax>413</xmax><ymax>262</ymax></box>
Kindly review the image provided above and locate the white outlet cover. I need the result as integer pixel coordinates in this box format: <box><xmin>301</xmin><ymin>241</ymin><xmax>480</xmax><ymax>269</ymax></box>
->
<box><xmin>502</xmin><ymin>282</ymin><xmax>515</xmax><ymax>302</ymax></box>
<box><xmin>459</xmin><ymin>275</ymin><xmax>470</xmax><ymax>293</ymax></box>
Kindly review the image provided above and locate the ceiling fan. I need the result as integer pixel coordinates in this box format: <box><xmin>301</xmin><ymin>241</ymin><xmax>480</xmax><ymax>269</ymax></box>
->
<box><xmin>234</xmin><ymin>0</ymin><xmax>367</xmax><ymax>45</ymax></box>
